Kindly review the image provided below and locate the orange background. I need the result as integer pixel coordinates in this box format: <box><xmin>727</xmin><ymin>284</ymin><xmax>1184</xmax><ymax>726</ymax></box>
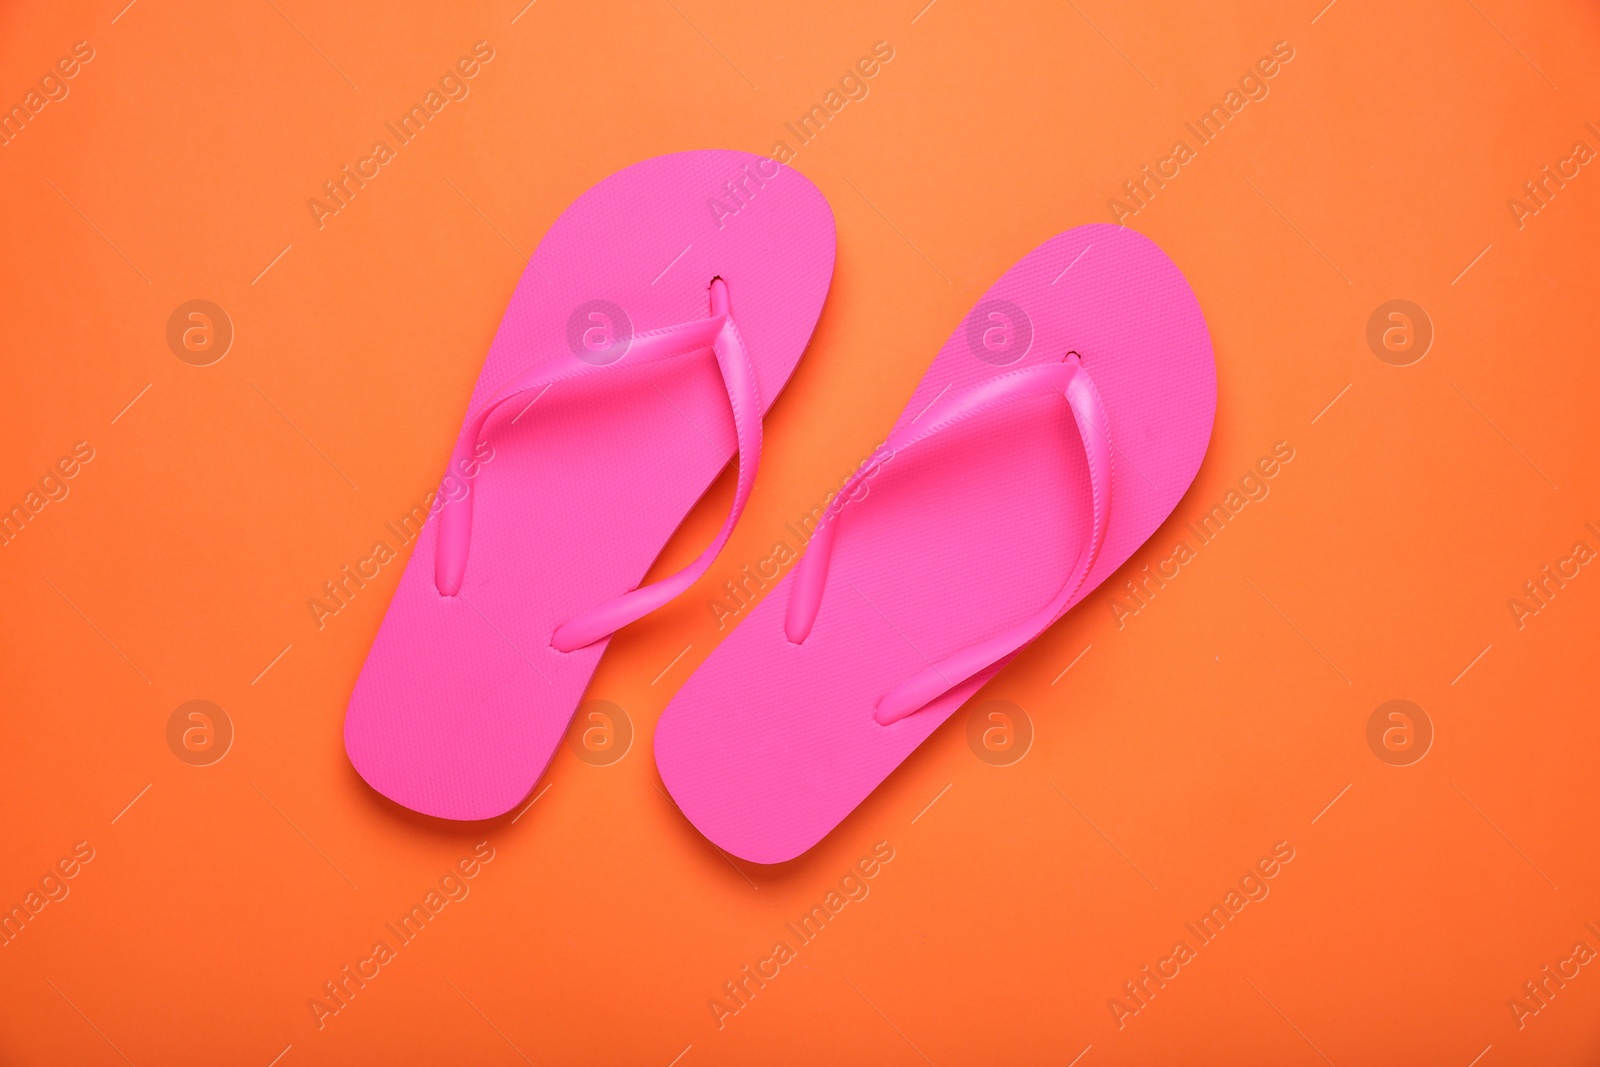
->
<box><xmin>4</xmin><ymin>0</ymin><xmax>1600</xmax><ymax>1063</ymax></box>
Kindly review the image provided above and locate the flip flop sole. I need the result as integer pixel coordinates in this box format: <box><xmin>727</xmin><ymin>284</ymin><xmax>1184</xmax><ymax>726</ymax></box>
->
<box><xmin>655</xmin><ymin>224</ymin><xmax>1215</xmax><ymax>862</ymax></box>
<box><xmin>345</xmin><ymin>150</ymin><xmax>835</xmax><ymax>820</ymax></box>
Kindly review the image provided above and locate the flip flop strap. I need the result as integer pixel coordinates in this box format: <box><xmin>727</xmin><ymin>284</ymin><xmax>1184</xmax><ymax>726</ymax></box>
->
<box><xmin>784</xmin><ymin>355</ymin><xmax>1112</xmax><ymax>724</ymax></box>
<box><xmin>435</xmin><ymin>280</ymin><xmax>763</xmax><ymax>655</ymax></box>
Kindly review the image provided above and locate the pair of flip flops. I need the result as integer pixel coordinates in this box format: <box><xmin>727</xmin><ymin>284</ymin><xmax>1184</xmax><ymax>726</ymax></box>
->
<box><xmin>343</xmin><ymin>150</ymin><xmax>1216</xmax><ymax>864</ymax></box>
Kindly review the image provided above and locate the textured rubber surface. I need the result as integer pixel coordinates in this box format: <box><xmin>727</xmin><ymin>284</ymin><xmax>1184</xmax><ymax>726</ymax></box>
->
<box><xmin>655</xmin><ymin>224</ymin><xmax>1216</xmax><ymax>863</ymax></box>
<box><xmin>345</xmin><ymin>150</ymin><xmax>835</xmax><ymax>820</ymax></box>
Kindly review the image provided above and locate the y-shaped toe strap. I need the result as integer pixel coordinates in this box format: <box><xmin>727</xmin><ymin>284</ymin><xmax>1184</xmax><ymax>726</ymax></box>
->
<box><xmin>784</xmin><ymin>354</ymin><xmax>1112</xmax><ymax>724</ymax></box>
<box><xmin>434</xmin><ymin>279</ymin><xmax>763</xmax><ymax>653</ymax></box>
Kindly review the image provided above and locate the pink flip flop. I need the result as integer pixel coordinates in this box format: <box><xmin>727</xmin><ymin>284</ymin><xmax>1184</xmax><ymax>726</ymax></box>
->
<box><xmin>654</xmin><ymin>224</ymin><xmax>1215</xmax><ymax>863</ymax></box>
<box><xmin>345</xmin><ymin>150</ymin><xmax>835</xmax><ymax>820</ymax></box>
